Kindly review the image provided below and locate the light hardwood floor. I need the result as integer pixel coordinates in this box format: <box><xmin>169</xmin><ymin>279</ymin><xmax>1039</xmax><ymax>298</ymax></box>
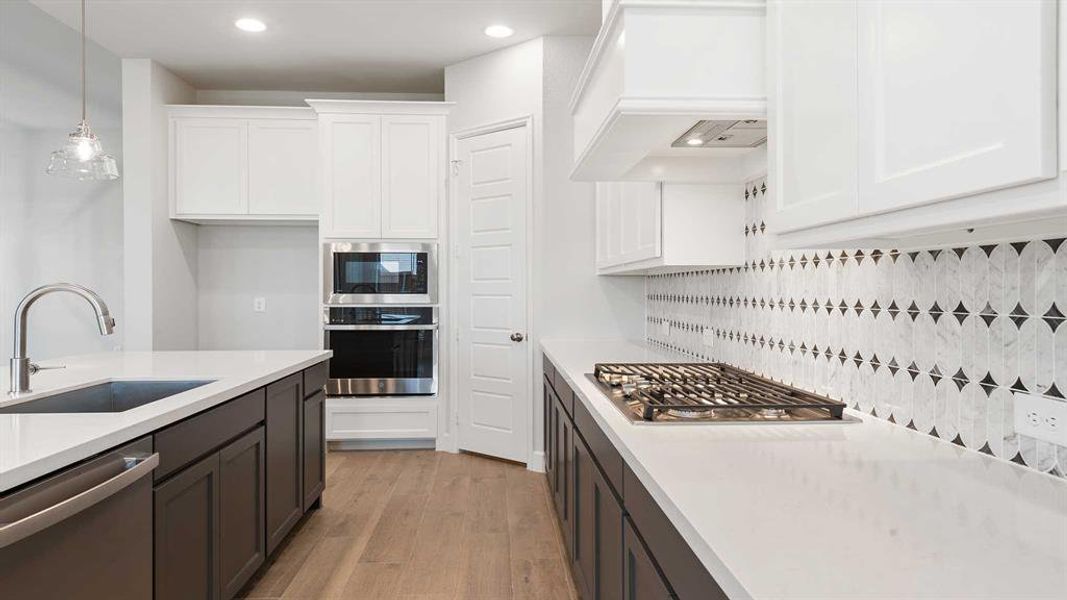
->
<box><xmin>239</xmin><ymin>449</ymin><xmax>578</xmax><ymax>600</ymax></box>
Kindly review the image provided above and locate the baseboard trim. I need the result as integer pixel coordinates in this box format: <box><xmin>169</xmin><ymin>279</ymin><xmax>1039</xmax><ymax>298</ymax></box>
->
<box><xmin>328</xmin><ymin>438</ymin><xmax>436</xmax><ymax>451</ymax></box>
<box><xmin>527</xmin><ymin>450</ymin><xmax>546</xmax><ymax>473</ymax></box>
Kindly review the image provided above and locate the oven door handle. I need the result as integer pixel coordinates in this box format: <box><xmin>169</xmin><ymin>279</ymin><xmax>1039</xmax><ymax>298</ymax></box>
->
<box><xmin>323</xmin><ymin>324</ymin><xmax>439</xmax><ymax>331</ymax></box>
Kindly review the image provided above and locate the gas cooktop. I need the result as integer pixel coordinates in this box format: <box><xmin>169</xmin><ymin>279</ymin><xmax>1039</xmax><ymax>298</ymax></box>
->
<box><xmin>591</xmin><ymin>362</ymin><xmax>856</xmax><ymax>424</ymax></box>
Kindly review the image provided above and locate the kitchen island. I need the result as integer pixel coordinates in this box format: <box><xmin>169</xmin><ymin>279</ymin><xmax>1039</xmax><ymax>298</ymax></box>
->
<box><xmin>542</xmin><ymin>338</ymin><xmax>1067</xmax><ymax>600</ymax></box>
<box><xmin>0</xmin><ymin>350</ymin><xmax>330</xmax><ymax>492</ymax></box>
<box><xmin>0</xmin><ymin>349</ymin><xmax>331</xmax><ymax>600</ymax></box>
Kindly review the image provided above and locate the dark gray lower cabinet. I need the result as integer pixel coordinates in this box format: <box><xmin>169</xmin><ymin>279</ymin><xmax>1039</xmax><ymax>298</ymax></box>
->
<box><xmin>572</xmin><ymin>434</ymin><xmax>623</xmax><ymax>600</ymax></box>
<box><xmin>552</xmin><ymin>387</ymin><xmax>574</xmax><ymax>551</ymax></box>
<box><xmin>266</xmin><ymin>373</ymin><xmax>304</xmax><ymax>553</ymax></box>
<box><xmin>543</xmin><ymin>380</ymin><xmax>556</xmax><ymax>498</ymax></box>
<box><xmin>623</xmin><ymin>517</ymin><xmax>674</xmax><ymax>600</ymax></box>
<box><xmin>302</xmin><ymin>390</ymin><xmax>326</xmax><ymax>510</ymax></box>
<box><xmin>155</xmin><ymin>452</ymin><xmax>221</xmax><ymax>600</ymax></box>
<box><xmin>219</xmin><ymin>427</ymin><xmax>266</xmax><ymax>599</ymax></box>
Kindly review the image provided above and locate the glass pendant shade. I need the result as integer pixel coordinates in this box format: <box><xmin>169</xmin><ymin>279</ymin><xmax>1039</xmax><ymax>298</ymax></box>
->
<box><xmin>47</xmin><ymin>0</ymin><xmax>119</xmax><ymax>181</ymax></box>
<box><xmin>46</xmin><ymin>120</ymin><xmax>118</xmax><ymax>181</ymax></box>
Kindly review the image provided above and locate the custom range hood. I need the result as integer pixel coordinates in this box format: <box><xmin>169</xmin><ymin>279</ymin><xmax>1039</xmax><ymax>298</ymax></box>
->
<box><xmin>570</xmin><ymin>0</ymin><xmax>766</xmax><ymax>183</ymax></box>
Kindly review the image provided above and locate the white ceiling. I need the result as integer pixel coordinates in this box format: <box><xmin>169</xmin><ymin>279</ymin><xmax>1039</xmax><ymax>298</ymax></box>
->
<box><xmin>30</xmin><ymin>0</ymin><xmax>600</xmax><ymax>93</ymax></box>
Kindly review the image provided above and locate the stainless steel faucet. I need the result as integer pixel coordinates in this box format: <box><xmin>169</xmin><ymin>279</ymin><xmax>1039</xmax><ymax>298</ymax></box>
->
<box><xmin>9</xmin><ymin>283</ymin><xmax>116</xmax><ymax>395</ymax></box>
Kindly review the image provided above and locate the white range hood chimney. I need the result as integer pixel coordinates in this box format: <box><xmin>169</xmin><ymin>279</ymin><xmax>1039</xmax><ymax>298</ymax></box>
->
<box><xmin>570</xmin><ymin>0</ymin><xmax>766</xmax><ymax>183</ymax></box>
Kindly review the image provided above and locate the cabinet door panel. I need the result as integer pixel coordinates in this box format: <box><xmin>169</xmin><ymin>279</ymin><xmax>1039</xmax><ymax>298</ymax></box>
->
<box><xmin>768</xmin><ymin>0</ymin><xmax>858</xmax><ymax>232</ymax></box>
<box><xmin>619</xmin><ymin>182</ymin><xmax>661</xmax><ymax>264</ymax></box>
<box><xmin>302</xmin><ymin>390</ymin><xmax>326</xmax><ymax>510</ymax></box>
<box><xmin>174</xmin><ymin>118</ymin><xmax>248</xmax><ymax>216</ymax></box>
<box><xmin>555</xmin><ymin>393</ymin><xmax>574</xmax><ymax>554</ymax></box>
<box><xmin>623</xmin><ymin>518</ymin><xmax>673</xmax><ymax>600</ymax></box>
<box><xmin>248</xmin><ymin>119</ymin><xmax>318</xmax><ymax>216</ymax></box>
<box><xmin>154</xmin><ymin>453</ymin><xmax>221</xmax><ymax>600</ymax></box>
<box><xmin>573</xmin><ymin>435</ymin><xmax>624</xmax><ymax>600</ymax></box>
<box><xmin>266</xmin><ymin>374</ymin><xmax>304</xmax><ymax>554</ymax></box>
<box><xmin>857</xmin><ymin>0</ymin><xmax>1056</xmax><ymax>212</ymax></box>
<box><xmin>381</xmin><ymin>115</ymin><xmax>440</xmax><ymax>238</ymax></box>
<box><xmin>543</xmin><ymin>382</ymin><xmax>555</xmax><ymax>492</ymax></box>
<box><xmin>322</xmin><ymin>115</ymin><xmax>381</xmax><ymax>237</ymax></box>
<box><xmin>219</xmin><ymin>427</ymin><xmax>266</xmax><ymax>600</ymax></box>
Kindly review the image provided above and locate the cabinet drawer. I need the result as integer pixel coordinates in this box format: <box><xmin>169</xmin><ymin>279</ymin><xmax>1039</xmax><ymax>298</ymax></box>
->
<box><xmin>302</xmin><ymin>361</ymin><xmax>329</xmax><ymax>398</ymax></box>
<box><xmin>155</xmin><ymin>389</ymin><xmax>265</xmax><ymax>481</ymax></box>
<box><xmin>623</xmin><ymin>466</ymin><xmax>727</xmax><ymax>600</ymax></box>
<box><xmin>573</xmin><ymin>398</ymin><xmax>624</xmax><ymax>498</ymax></box>
<box><xmin>553</xmin><ymin>374</ymin><xmax>573</xmax><ymax>416</ymax></box>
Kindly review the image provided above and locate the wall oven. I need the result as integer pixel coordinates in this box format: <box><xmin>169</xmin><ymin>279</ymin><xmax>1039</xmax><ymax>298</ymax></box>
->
<box><xmin>323</xmin><ymin>306</ymin><xmax>438</xmax><ymax>396</ymax></box>
<box><xmin>323</xmin><ymin>242</ymin><xmax>437</xmax><ymax>305</ymax></box>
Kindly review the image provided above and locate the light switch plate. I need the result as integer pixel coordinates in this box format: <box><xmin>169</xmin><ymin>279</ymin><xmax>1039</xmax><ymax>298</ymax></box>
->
<box><xmin>702</xmin><ymin>328</ymin><xmax>715</xmax><ymax>347</ymax></box>
<box><xmin>1013</xmin><ymin>392</ymin><xmax>1067</xmax><ymax>445</ymax></box>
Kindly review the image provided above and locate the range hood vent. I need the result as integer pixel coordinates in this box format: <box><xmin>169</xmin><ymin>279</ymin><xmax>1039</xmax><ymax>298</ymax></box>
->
<box><xmin>672</xmin><ymin>120</ymin><xmax>767</xmax><ymax>149</ymax></box>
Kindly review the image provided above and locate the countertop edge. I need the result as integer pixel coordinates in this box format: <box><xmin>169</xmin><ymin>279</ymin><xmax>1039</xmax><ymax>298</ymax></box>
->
<box><xmin>540</xmin><ymin>340</ymin><xmax>755</xmax><ymax>600</ymax></box>
<box><xmin>0</xmin><ymin>352</ymin><xmax>331</xmax><ymax>493</ymax></box>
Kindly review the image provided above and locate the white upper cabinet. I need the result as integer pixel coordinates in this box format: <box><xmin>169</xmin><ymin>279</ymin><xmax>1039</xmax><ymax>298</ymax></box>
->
<box><xmin>247</xmin><ymin>119</ymin><xmax>318</xmax><ymax>216</ymax></box>
<box><xmin>309</xmin><ymin>101</ymin><xmax>451</xmax><ymax>240</ymax></box>
<box><xmin>320</xmin><ymin>114</ymin><xmax>382</xmax><ymax>238</ymax></box>
<box><xmin>855</xmin><ymin>0</ymin><xmax>1056</xmax><ymax>212</ymax></box>
<box><xmin>170</xmin><ymin>106</ymin><xmax>317</xmax><ymax>223</ymax></box>
<box><xmin>769</xmin><ymin>0</ymin><xmax>1061</xmax><ymax>247</ymax></box>
<box><xmin>596</xmin><ymin>182</ymin><xmax>743</xmax><ymax>275</ymax></box>
<box><xmin>768</xmin><ymin>0</ymin><xmax>858</xmax><ymax>231</ymax></box>
<box><xmin>172</xmin><ymin>117</ymin><xmax>248</xmax><ymax>216</ymax></box>
<box><xmin>381</xmin><ymin>115</ymin><xmax>440</xmax><ymax>238</ymax></box>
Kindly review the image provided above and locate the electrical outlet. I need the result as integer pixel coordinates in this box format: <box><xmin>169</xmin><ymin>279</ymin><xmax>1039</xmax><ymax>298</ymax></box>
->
<box><xmin>253</xmin><ymin>297</ymin><xmax>266</xmax><ymax>313</ymax></box>
<box><xmin>1014</xmin><ymin>392</ymin><xmax>1067</xmax><ymax>445</ymax></box>
<box><xmin>702</xmin><ymin>328</ymin><xmax>715</xmax><ymax>347</ymax></box>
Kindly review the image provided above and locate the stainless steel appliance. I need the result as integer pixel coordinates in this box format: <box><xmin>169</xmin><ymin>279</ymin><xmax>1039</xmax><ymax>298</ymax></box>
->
<box><xmin>0</xmin><ymin>437</ymin><xmax>157</xmax><ymax>599</ymax></box>
<box><xmin>323</xmin><ymin>306</ymin><xmax>438</xmax><ymax>396</ymax></box>
<box><xmin>323</xmin><ymin>241</ymin><xmax>437</xmax><ymax>305</ymax></box>
<box><xmin>591</xmin><ymin>362</ymin><xmax>856</xmax><ymax>424</ymax></box>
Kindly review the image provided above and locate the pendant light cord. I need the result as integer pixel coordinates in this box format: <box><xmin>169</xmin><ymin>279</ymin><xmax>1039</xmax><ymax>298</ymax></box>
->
<box><xmin>81</xmin><ymin>0</ymin><xmax>86</xmax><ymax>122</ymax></box>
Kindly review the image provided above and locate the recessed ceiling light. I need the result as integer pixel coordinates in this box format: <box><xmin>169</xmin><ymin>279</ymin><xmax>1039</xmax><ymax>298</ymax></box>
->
<box><xmin>686</xmin><ymin>138</ymin><xmax>705</xmax><ymax>146</ymax></box>
<box><xmin>484</xmin><ymin>24</ymin><xmax>514</xmax><ymax>38</ymax></box>
<box><xmin>235</xmin><ymin>18</ymin><xmax>267</xmax><ymax>33</ymax></box>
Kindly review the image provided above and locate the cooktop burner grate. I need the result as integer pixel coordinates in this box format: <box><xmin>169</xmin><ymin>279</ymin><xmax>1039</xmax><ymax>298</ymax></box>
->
<box><xmin>592</xmin><ymin>362</ymin><xmax>848</xmax><ymax>423</ymax></box>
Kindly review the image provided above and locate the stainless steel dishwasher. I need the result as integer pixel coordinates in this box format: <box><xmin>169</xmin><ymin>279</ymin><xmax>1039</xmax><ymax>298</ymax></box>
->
<box><xmin>0</xmin><ymin>437</ymin><xmax>158</xmax><ymax>599</ymax></box>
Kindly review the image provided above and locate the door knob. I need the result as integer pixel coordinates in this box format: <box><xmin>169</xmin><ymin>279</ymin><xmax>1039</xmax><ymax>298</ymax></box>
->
<box><xmin>510</xmin><ymin>332</ymin><xmax>525</xmax><ymax>342</ymax></box>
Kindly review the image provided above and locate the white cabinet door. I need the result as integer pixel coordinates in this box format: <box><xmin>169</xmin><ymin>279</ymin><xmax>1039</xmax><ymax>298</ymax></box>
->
<box><xmin>595</xmin><ymin>189</ymin><xmax>613</xmax><ymax>268</ymax></box>
<box><xmin>321</xmin><ymin>115</ymin><xmax>382</xmax><ymax>238</ymax></box>
<box><xmin>173</xmin><ymin>118</ymin><xmax>247</xmax><ymax>215</ymax></box>
<box><xmin>768</xmin><ymin>0</ymin><xmax>858</xmax><ymax>233</ymax></box>
<box><xmin>381</xmin><ymin>115</ymin><xmax>440</xmax><ymax>238</ymax></box>
<box><xmin>856</xmin><ymin>0</ymin><xmax>1056</xmax><ymax>213</ymax></box>
<box><xmin>247</xmin><ymin>119</ymin><xmax>317</xmax><ymax>216</ymax></box>
<box><xmin>618</xmin><ymin>182</ymin><xmax>661</xmax><ymax>264</ymax></box>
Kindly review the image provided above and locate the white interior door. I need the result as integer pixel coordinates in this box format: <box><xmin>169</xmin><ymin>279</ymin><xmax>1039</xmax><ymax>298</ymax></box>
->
<box><xmin>454</xmin><ymin>124</ymin><xmax>529</xmax><ymax>463</ymax></box>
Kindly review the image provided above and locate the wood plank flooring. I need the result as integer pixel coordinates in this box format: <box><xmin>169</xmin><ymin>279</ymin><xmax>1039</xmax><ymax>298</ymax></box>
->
<box><xmin>238</xmin><ymin>450</ymin><xmax>578</xmax><ymax>600</ymax></box>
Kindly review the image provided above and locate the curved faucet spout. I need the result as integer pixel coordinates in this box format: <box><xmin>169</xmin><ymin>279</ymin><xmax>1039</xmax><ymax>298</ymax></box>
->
<box><xmin>10</xmin><ymin>283</ymin><xmax>116</xmax><ymax>395</ymax></box>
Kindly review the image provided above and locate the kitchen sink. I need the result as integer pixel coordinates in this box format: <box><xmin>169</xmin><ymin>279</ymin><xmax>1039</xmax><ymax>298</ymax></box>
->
<box><xmin>0</xmin><ymin>380</ymin><xmax>215</xmax><ymax>414</ymax></box>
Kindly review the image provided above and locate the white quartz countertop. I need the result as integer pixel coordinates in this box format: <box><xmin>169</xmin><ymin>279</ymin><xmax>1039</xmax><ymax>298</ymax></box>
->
<box><xmin>0</xmin><ymin>350</ymin><xmax>331</xmax><ymax>492</ymax></box>
<box><xmin>541</xmin><ymin>338</ymin><xmax>1067</xmax><ymax>600</ymax></box>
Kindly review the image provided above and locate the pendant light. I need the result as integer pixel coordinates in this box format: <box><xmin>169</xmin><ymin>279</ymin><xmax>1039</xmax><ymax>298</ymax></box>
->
<box><xmin>46</xmin><ymin>0</ymin><xmax>119</xmax><ymax>181</ymax></box>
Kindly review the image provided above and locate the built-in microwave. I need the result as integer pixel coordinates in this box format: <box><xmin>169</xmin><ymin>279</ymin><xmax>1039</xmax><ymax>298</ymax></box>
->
<box><xmin>322</xmin><ymin>306</ymin><xmax>437</xmax><ymax>396</ymax></box>
<box><xmin>323</xmin><ymin>242</ymin><xmax>437</xmax><ymax>305</ymax></box>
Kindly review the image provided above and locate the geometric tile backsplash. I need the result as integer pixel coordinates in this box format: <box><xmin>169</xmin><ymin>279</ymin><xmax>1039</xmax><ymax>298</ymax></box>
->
<box><xmin>646</xmin><ymin>176</ymin><xmax>1067</xmax><ymax>478</ymax></box>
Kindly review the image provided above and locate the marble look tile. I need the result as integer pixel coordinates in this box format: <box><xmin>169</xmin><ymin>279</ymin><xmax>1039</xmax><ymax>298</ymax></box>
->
<box><xmin>644</xmin><ymin>176</ymin><xmax>1065</xmax><ymax>478</ymax></box>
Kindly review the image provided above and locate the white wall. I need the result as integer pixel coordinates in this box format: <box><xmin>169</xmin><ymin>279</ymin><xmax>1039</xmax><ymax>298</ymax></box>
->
<box><xmin>196</xmin><ymin>225</ymin><xmax>319</xmax><ymax>350</ymax></box>
<box><xmin>121</xmin><ymin>58</ymin><xmax>199</xmax><ymax>350</ymax></box>
<box><xmin>444</xmin><ymin>36</ymin><xmax>645</xmax><ymax>464</ymax></box>
<box><xmin>0</xmin><ymin>1</ymin><xmax>125</xmax><ymax>361</ymax></box>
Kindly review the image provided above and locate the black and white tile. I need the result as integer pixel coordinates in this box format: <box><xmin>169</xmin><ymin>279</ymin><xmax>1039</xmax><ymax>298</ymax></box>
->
<box><xmin>646</xmin><ymin>176</ymin><xmax>1067</xmax><ymax>478</ymax></box>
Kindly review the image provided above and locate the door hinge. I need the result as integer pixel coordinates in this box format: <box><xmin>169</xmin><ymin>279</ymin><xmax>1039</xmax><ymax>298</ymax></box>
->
<box><xmin>450</xmin><ymin>159</ymin><xmax>462</xmax><ymax>176</ymax></box>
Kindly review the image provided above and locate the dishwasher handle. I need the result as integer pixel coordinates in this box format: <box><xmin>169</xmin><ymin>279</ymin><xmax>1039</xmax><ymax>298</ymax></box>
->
<box><xmin>0</xmin><ymin>452</ymin><xmax>159</xmax><ymax>549</ymax></box>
